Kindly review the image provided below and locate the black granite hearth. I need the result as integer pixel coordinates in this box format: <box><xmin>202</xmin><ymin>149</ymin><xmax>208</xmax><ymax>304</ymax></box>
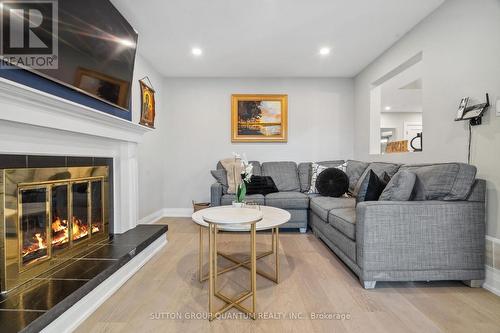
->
<box><xmin>0</xmin><ymin>224</ymin><xmax>168</xmax><ymax>333</ymax></box>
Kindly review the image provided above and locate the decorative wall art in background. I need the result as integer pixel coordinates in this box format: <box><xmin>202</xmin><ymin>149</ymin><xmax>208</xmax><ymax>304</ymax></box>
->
<box><xmin>231</xmin><ymin>94</ymin><xmax>288</xmax><ymax>142</ymax></box>
<box><xmin>139</xmin><ymin>78</ymin><xmax>156</xmax><ymax>128</ymax></box>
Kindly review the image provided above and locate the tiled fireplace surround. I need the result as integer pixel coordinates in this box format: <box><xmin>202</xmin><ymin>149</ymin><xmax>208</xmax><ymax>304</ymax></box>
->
<box><xmin>0</xmin><ymin>158</ymin><xmax>113</xmax><ymax>294</ymax></box>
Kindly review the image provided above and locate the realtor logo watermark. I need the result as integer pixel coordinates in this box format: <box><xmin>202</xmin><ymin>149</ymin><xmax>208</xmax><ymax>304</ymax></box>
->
<box><xmin>0</xmin><ymin>0</ymin><xmax>58</xmax><ymax>69</ymax></box>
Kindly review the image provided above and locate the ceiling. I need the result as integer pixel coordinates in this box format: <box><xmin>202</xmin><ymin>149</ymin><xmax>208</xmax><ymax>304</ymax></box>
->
<box><xmin>111</xmin><ymin>0</ymin><xmax>444</xmax><ymax>77</ymax></box>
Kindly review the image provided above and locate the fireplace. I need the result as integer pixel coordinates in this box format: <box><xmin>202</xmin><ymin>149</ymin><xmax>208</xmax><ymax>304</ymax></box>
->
<box><xmin>0</xmin><ymin>166</ymin><xmax>109</xmax><ymax>293</ymax></box>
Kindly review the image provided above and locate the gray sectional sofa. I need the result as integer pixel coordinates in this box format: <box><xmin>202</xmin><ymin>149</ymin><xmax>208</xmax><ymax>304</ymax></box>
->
<box><xmin>210</xmin><ymin>160</ymin><xmax>486</xmax><ymax>289</ymax></box>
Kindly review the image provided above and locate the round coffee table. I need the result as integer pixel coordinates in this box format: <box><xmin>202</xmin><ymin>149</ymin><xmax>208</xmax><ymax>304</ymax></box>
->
<box><xmin>192</xmin><ymin>205</ymin><xmax>290</xmax><ymax>320</ymax></box>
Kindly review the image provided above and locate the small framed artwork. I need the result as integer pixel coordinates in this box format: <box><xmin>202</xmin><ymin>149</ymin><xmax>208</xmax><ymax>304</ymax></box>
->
<box><xmin>139</xmin><ymin>79</ymin><xmax>156</xmax><ymax>128</ymax></box>
<box><xmin>75</xmin><ymin>68</ymin><xmax>129</xmax><ymax>109</ymax></box>
<box><xmin>231</xmin><ymin>94</ymin><xmax>288</xmax><ymax>142</ymax></box>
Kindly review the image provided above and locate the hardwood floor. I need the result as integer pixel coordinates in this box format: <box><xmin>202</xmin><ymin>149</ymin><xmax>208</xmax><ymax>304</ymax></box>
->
<box><xmin>76</xmin><ymin>218</ymin><xmax>500</xmax><ymax>333</ymax></box>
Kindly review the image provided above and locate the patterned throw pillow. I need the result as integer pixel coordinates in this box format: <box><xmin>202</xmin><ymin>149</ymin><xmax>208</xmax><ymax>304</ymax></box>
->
<box><xmin>308</xmin><ymin>162</ymin><xmax>348</xmax><ymax>194</ymax></box>
<box><xmin>308</xmin><ymin>163</ymin><xmax>327</xmax><ymax>194</ymax></box>
<box><xmin>336</xmin><ymin>162</ymin><xmax>348</xmax><ymax>173</ymax></box>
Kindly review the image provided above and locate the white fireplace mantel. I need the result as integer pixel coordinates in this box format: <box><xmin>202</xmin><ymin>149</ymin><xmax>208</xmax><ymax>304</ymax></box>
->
<box><xmin>0</xmin><ymin>77</ymin><xmax>152</xmax><ymax>143</ymax></box>
<box><xmin>0</xmin><ymin>77</ymin><xmax>151</xmax><ymax>233</ymax></box>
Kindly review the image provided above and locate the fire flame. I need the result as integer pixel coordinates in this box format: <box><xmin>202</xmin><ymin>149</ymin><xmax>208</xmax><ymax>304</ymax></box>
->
<box><xmin>22</xmin><ymin>233</ymin><xmax>47</xmax><ymax>258</ymax></box>
<box><xmin>34</xmin><ymin>233</ymin><xmax>45</xmax><ymax>249</ymax></box>
<box><xmin>73</xmin><ymin>216</ymin><xmax>89</xmax><ymax>240</ymax></box>
<box><xmin>23</xmin><ymin>216</ymin><xmax>101</xmax><ymax>259</ymax></box>
<box><xmin>51</xmin><ymin>217</ymin><xmax>69</xmax><ymax>247</ymax></box>
<box><xmin>51</xmin><ymin>217</ymin><xmax>65</xmax><ymax>233</ymax></box>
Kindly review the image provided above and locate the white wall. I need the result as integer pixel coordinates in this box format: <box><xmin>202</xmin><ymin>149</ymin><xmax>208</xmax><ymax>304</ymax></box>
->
<box><xmin>353</xmin><ymin>0</ymin><xmax>500</xmax><ymax>237</ymax></box>
<box><xmin>162</xmin><ymin>78</ymin><xmax>354</xmax><ymax>209</ymax></box>
<box><xmin>381</xmin><ymin>112</ymin><xmax>422</xmax><ymax>140</ymax></box>
<box><xmin>132</xmin><ymin>53</ymin><xmax>166</xmax><ymax>219</ymax></box>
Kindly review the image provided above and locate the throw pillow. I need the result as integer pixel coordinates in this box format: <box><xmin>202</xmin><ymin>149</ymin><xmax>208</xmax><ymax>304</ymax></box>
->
<box><xmin>245</xmin><ymin>176</ymin><xmax>279</xmax><ymax>195</ymax></box>
<box><xmin>210</xmin><ymin>169</ymin><xmax>228</xmax><ymax>192</ymax></box>
<box><xmin>356</xmin><ymin>170</ymin><xmax>389</xmax><ymax>202</ymax></box>
<box><xmin>316</xmin><ymin>168</ymin><xmax>349</xmax><ymax>197</ymax></box>
<box><xmin>219</xmin><ymin>158</ymin><xmax>243</xmax><ymax>194</ymax></box>
<box><xmin>379</xmin><ymin>170</ymin><xmax>416</xmax><ymax>201</ymax></box>
<box><xmin>308</xmin><ymin>162</ymin><xmax>348</xmax><ymax>194</ymax></box>
<box><xmin>336</xmin><ymin>161</ymin><xmax>348</xmax><ymax>173</ymax></box>
<box><xmin>308</xmin><ymin>163</ymin><xmax>328</xmax><ymax>193</ymax></box>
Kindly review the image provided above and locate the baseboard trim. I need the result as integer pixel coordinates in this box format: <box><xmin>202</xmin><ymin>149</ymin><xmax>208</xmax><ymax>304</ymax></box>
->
<box><xmin>41</xmin><ymin>234</ymin><xmax>167</xmax><ymax>333</ymax></box>
<box><xmin>163</xmin><ymin>208</ymin><xmax>193</xmax><ymax>217</ymax></box>
<box><xmin>140</xmin><ymin>208</ymin><xmax>193</xmax><ymax>224</ymax></box>
<box><xmin>484</xmin><ymin>265</ymin><xmax>500</xmax><ymax>296</ymax></box>
<box><xmin>138</xmin><ymin>209</ymin><xmax>166</xmax><ymax>224</ymax></box>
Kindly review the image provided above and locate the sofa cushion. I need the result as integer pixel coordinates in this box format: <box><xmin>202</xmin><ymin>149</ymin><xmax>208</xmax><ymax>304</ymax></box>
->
<box><xmin>262</xmin><ymin>162</ymin><xmax>300</xmax><ymax>192</ymax></box>
<box><xmin>210</xmin><ymin>169</ymin><xmax>228</xmax><ymax>193</ymax></box>
<box><xmin>379</xmin><ymin>170</ymin><xmax>417</xmax><ymax>201</ymax></box>
<box><xmin>346</xmin><ymin>160</ymin><xmax>369</xmax><ymax>192</ymax></box>
<box><xmin>399</xmin><ymin>163</ymin><xmax>477</xmax><ymax>200</ymax></box>
<box><xmin>265</xmin><ymin>191</ymin><xmax>309</xmax><ymax>209</ymax></box>
<box><xmin>298</xmin><ymin>162</ymin><xmax>311</xmax><ymax>192</ymax></box>
<box><xmin>328</xmin><ymin>208</ymin><xmax>356</xmax><ymax>240</ymax></box>
<box><xmin>298</xmin><ymin>160</ymin><xmax>345</xmax><ymax>192</ymax></box>
<box><xmin>310</xmin><ymin>196</ymin><xmax>356</xmax><ymax>221</ymax></box>
<box><xmin>467</xmin><ymin>179</ymin><xmax>486</xmax><ymax>202</ymax></box>
<box><xmin>353</xmin><ymin>162</ymin><xmax>401</xmax><ymax>195</ymax></box>
<box><xmin>220</xmin><ymin>194</ymin><xmax>265</xmax><ymax>205</ymax></box>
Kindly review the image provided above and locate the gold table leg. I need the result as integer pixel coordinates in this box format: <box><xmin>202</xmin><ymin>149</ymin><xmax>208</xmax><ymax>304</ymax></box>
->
<box><xmin>251</xmin><ymin>223</ymin><xmax>256</xmax><ymax>318</ymax></box>
<box><xmin>198</xmin><ymin>227</ymin><xmax>280</xmax><ymax>284</ymax></box>
<box><xmin>206</xmin><ymin>222</ymin><xmax>258</xmax><ymax>321</ymax></box>
<box><xmin>198</xmin><ymin>226</ymin><xmax>203</xmax><ymax>282</ymax></box>
<box><xmin>208</xmin><ymin>224</ymin><xmax>214</xmax><ymax>317</ymax></box>
<box><xmin>275</xmin><ymin>227</ymin><xmax>279</xmax><ymax>283</ymax></box>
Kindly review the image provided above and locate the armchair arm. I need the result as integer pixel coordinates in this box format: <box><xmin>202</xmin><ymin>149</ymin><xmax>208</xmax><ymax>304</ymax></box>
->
<box><xmin>210</xmin><ymin>182</ymin><xmax>223</xmax><ymax>206</ymax></box>
<box><xmin>356</xmin><ymin>201</ymin><xmax>485</xmax><ymax>274</ymax></box>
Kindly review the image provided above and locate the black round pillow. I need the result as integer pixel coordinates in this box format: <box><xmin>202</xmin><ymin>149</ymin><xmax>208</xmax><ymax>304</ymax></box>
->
<box><xmin>316</xmin><ymin>168</ymin><xmax>349</xmax><ymax>197</ymax></box>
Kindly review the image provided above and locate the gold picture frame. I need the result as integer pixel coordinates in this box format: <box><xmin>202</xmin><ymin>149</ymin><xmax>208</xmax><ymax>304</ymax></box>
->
<box><xmin>139</xmin><ymin>80</ymin><xmax>156</xmax><ymax>128</ymax></box>
<box><xmin>231</xmin><ymin>94</ymin><xmax>288</xmax><ymax>142</ymax></box>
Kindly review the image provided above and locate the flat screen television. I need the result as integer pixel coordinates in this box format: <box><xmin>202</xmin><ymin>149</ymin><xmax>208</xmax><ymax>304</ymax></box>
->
<box><xmin>1</xmin><ymin>0</ymin><xmax>138</xmax><ymax>111</ymax></box>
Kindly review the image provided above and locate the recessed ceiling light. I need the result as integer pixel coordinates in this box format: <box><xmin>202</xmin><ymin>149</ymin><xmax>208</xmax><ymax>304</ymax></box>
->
<box><xmin>191</xmin><ymin>47</ymin><xmax>203</xmax><ymax>56</ymax></box>
<box><xmin>319</xmin><ymin>47</ymin><xmax>331</xmax><ymax>56</ymax></box>
<box><xmin>385</xmin><ymin>106</ymin><xmax>392</xmax><ymax>111</ymax></box>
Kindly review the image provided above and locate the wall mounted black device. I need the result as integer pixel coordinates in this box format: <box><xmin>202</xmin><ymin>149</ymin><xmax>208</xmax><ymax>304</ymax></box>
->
<box><xmin>410</xmin><ymin>132</ymin><xmax>422</xmax><ymax>152</ymax></box>
<box><xmin>454</xmin><ymin>93</ymin><xmax>490</xmax><ymax>126</ymax></box>
<box><xmin>455</xmin><ymin>93</ymin><xmax>490</xmax><ymax>164</ymax></box>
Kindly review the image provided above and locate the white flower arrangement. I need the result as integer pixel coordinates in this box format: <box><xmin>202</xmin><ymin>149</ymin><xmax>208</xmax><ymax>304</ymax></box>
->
<box><xmin>232</xmin><ymin>152</ymin><xmax>253</xmax><ymax>203</ymax></box>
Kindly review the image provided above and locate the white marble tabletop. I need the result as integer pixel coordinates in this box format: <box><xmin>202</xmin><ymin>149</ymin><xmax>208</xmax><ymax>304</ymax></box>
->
<box><xmin>192</xmin><ymin>205</ymin><xmax>291</xmax><ymax>231</ymax></box>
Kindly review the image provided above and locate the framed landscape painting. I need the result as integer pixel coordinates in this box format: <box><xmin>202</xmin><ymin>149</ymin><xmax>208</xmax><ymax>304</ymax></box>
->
<box><xmin>231</xmin><ymin>94</ymin><xmax>288</xmax><ymax>142</ymax></box>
